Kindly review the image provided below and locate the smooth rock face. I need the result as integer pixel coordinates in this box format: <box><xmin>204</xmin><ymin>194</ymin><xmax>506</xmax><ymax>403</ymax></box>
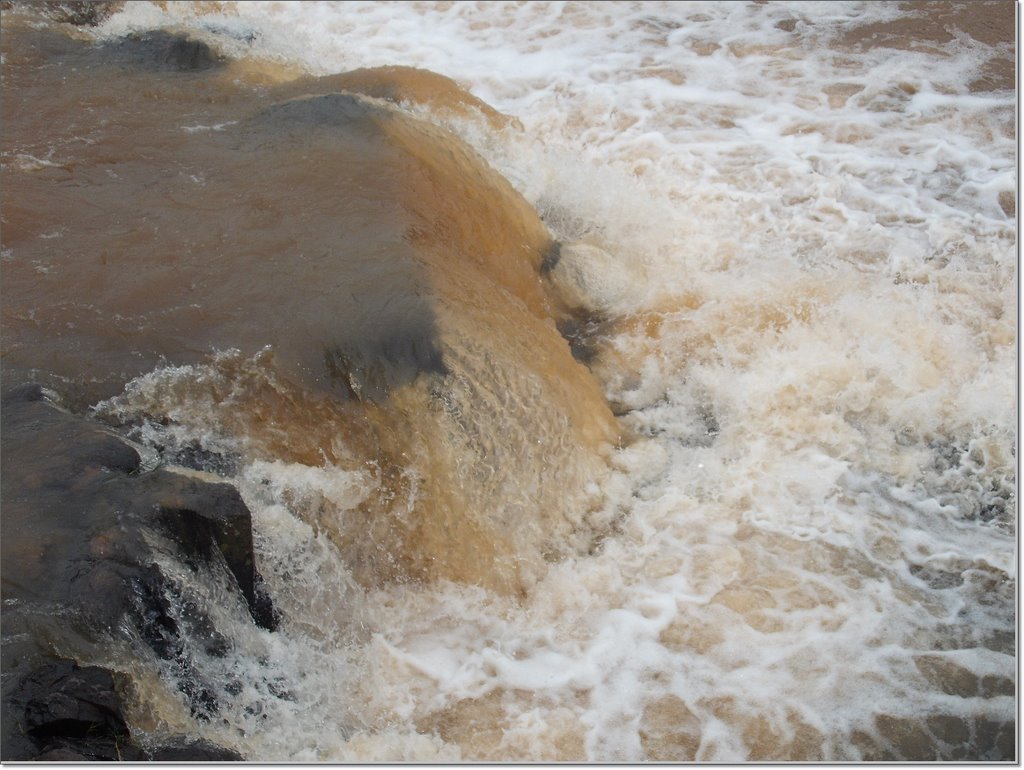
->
<box><xmin>0</xmin><ymin>384</ymin><xmax>270</xmax><ymax>760</ymax></box>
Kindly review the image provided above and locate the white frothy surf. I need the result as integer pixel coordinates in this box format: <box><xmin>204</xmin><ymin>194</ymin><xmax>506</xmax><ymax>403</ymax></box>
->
<box><xmin>88</xmin><ymin>1</ymin><xmax>1015</xmax><ymax>761</ymax></box>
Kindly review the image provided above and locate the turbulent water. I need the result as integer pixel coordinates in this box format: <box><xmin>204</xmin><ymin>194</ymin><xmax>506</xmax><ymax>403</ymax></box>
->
<box><xmin>1</xmin><ymin>0</ymin><xmax>1016</xmax><ymax>762</ymax></box>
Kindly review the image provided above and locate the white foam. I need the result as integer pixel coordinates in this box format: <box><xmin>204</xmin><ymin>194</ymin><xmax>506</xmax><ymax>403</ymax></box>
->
<box><xmin>181</xmin><ymin>121</ymin><xmax>237</xmax><ymax>133</ymax></box>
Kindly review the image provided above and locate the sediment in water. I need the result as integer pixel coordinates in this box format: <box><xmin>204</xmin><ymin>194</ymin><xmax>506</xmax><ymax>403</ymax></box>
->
<box><xmin>2</xmin><ymin>11</ymin><xmax>619</xmax><ymax>613</ymax></box>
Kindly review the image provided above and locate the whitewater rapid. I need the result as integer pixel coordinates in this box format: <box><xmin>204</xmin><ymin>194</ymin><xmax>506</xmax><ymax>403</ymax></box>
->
<box><xmin>21</xmin><ymin>0</ymin><xmax>1016</xmax><ymax>761</ymax></box>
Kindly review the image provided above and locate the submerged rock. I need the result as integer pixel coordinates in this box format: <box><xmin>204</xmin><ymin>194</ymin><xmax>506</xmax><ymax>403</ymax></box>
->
<box><xmin>3</xmin><ymin>14</ymin><xmax>621</xmax><ymax>599</ymax></box>
<box><xmin>101</xmin><ymin>30</ymin><xmax>227</xmax><ymax>72</ymax></box>
<box><xmin>0</xmin><ymin>384</ymin><xmax>271</xmax><ymax>760</ymax></box>
<box><xmin>232</xmin><ymin>90</ymin><xmax>622</xmax><ymax>594</ymax></box>
<box><xmin>276</xmin><ymin>65</ymin><xmax>522</xmax><ymax>131</ymax></box>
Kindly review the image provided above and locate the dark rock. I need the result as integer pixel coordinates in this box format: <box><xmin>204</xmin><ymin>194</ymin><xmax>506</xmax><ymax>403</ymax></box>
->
<box><xmin>556</xmin><ymin>315</ymin><xmax>606</xmax><ymax>365</ymax></box>
<box><xmin>2</xmin><ymin>381</ymin><xmax>47</xmax><ymax>403</ymax></box>
<box><xmin>540</xmin><ymin>239</ymin><xmax>562</xmax><ymax>274</ymax></box>
<box><xmin>21</xmin><ymin>663</ymin><xmax>125</xmax><ymax>737</ymax></box>
<box><xmin>1</xmin><ymin>385</ymin><xmax>273</xmax><ymax>760</ymax></box>
<box><xmin>165</xmin><ymin>441</ymin><xmax>240</xmax><ymax>477</ymax></box>
<box><xmin>251</xmin><ymin>91</ymin><xmax>381</xmax><ymax>135</ymax></box>
<box><xmin>33</xmin><ymin>747</ymin><xmax>92</xmax><ymax>761</ymax></box>
<box><xmin>101</xmin><ymin>30</ymin><xmax>226</xmax><ymax>72</ymax></box>
<box><xmin>149</xmin><ymin>478</ymin><xmax>270</xmax><ymax>628</ymax></box>
<box><xmin>148</xmin><ymin>739</ymin><xmax>243</xmax><ymax>761</ymax></box>
<box><xmin>7</xmin><ymin>659</ymin><xmax>244</xmax><ymax>761</ymax></box>
<box><xmin>12</xmin><ymin>662</ymin><xmax>141</xmax><ymax>762</ymax></box>
<box><xmin>1</xmin><ymin>383</ymin><xmax>276</xmax><ymax>630</ymax></box>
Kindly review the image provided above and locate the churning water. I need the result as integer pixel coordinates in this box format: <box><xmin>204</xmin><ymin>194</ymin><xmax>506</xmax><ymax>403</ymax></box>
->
<box><xmin>1</xmin><ymin>0</ymin><xmax>1016</xmax><ymax>761</ymax></box>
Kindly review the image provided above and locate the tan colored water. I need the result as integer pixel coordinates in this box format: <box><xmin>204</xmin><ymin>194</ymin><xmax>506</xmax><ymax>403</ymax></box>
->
<box><xmin>1</xmin><ymin>14</ymin><xmax>619</xmax><ymax>597</ymax></box>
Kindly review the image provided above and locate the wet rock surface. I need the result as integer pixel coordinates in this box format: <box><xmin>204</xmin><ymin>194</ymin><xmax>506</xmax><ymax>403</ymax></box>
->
<box><xmin>1</xmin><ymin>384</ymin><xmax>271</xmax><ymax>760</ymax></box>
<box><xmin>10</xmin><ymin>661</ymin><xmax>137</xmax><ymax>761</ymax></box>
<box><xmin>9</xmin><ymin>656</ymin><xmax>244</xmax><ymax>761</ymax></box>
<box><xmin>101</xmin><ymin>29</ymin><xmax>227</xmax><ymax>73</ymax></box>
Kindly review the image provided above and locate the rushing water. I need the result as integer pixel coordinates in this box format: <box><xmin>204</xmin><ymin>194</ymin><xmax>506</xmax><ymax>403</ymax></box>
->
<box><xmin>1</xmin><ymin>0</ymin><xmax>1016</xmax><ymax>761</ymax></box>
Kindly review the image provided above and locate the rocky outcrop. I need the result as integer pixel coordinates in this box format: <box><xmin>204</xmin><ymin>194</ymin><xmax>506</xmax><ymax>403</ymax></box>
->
<box><xmin>7</xmin><ymin>659</ymin><xmax>242</xmax><ymax>761</ymax></box>
<box><xmin>10</xmin><ymin>662</ymin><xmax>137</xmax><ymax>761</ymax></box>
<box><xmin>226</xmin><ymin>89</ymin><xmax>622</xmax><ymax>595</ymax></box>
<box><xmin>1</xmin><ymin>384</ymin><xmax>274</xmax><ymax>760</ymax></box>
<box><xmin>3</xmin><ymin>12</ymin><xmax>621</xmax><ymax>601</ymax></box>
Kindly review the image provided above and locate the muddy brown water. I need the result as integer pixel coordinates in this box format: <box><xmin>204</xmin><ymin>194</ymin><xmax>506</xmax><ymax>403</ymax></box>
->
<box><xmin>1</xmin><ymin>16</ymin><xmax>619</xmax><ymax>596</ymax></box>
